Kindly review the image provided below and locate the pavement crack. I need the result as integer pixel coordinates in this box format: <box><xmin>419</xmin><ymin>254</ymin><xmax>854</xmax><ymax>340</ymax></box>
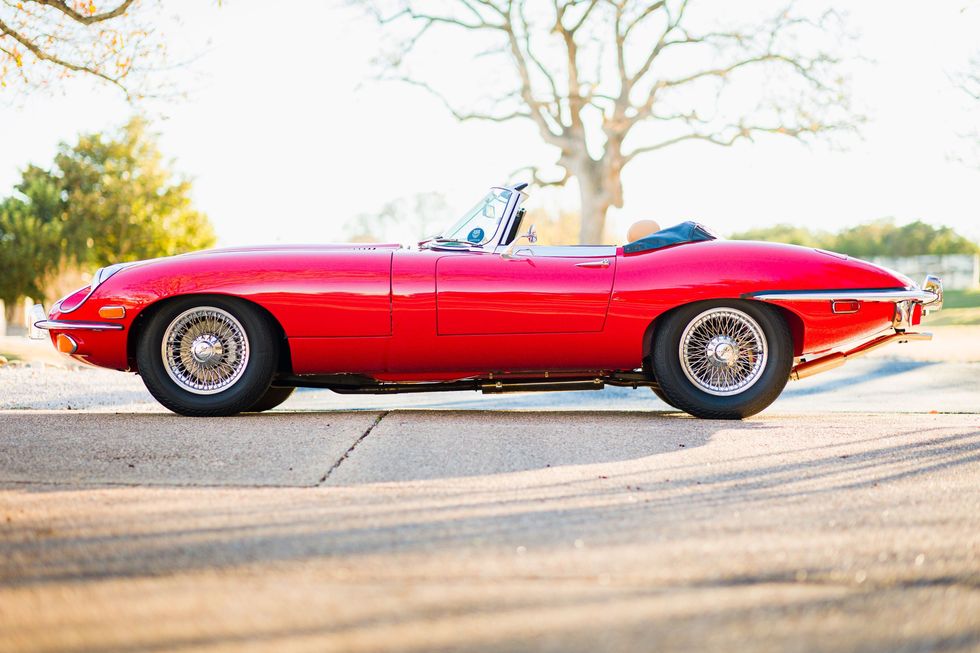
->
<box><xmin>318</xmin><ymin>411</ymin><xmax>388</xmax><ymax>485</ymax></box>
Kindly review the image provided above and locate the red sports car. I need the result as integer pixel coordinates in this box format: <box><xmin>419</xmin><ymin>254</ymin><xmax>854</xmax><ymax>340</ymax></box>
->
<box><xmin>30</xmin><ymin>183</ymin><xmax>943</xmax><ymax>419</ymax></box>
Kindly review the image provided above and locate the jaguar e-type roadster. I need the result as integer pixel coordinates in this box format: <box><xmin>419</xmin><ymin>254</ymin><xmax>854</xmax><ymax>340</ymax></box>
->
<box><xmin>30</xmin><ymin>183</ymin><xmax>943</xmax><ymax>419</ymax></box>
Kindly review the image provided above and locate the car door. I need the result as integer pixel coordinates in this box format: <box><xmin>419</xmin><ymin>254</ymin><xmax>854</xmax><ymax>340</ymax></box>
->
<box><xmin>435</xmin><ymin>246</ymin><xmax>616</xmax><ymax>335</ymax></box>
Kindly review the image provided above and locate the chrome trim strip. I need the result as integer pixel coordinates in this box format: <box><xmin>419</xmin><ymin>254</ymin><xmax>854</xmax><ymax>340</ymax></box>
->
<box><xmin>494</xmin><ymin>245</ymin><xmax>619</xmax><ymax>257</ymax></box>
<box><xmin>56</xmin><ymin>285</ymin><xmax>98</xmax><ymax>314</ymax></box>
<box><xmin>60</xmin><ymin>262</ymin><xmax>138</xmax><ymax>314</ymax></box>
<box><xmin>750</xmin><ymin>289</ymin><xmax>938</xmax><ymax>303</ymax></box>
<box><xmin>34</xmin><ymin>320</ymin><xmax>125</xmax><ymax>332</ymax></box>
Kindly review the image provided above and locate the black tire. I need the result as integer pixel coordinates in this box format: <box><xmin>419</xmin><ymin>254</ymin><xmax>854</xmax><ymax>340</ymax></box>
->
<box><xmin>650</xmin><ymin>384</ymin><xmax>678</xmax><ymax>409</ymax></box>
<box><xmin>136</xmin><ymin>296</ymin><xmax>278</xmax><ymax>417</ymax></box>
<box><xmin>247</xmin><ymin>386</ymin><xmax>296</xmax><ymax>413</ymax></box>
<box><xmin>653</xmin><ymin>300</ymin><xmax>793</xmax><ymax>420</ymax></box>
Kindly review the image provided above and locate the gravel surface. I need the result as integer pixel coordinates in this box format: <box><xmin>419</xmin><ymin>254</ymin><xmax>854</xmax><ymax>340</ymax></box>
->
<box><xmin>0</xmin><ymin>367</ymin><xmax>158</xmax><ymax>412</ymax></box>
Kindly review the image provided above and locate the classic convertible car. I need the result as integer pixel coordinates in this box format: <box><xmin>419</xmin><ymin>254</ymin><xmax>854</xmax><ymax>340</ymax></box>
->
<box><xmin>30</xmin><ymin>183</ymin><xmax>943</xmax><ymax>419</ymax></box>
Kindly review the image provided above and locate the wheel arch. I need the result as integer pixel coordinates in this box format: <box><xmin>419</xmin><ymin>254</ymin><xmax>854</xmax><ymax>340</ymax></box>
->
<box><xmin>126</xmin><ymin>293</ymin><xmax>293</xmax><ymax>376</ymax></box>
<box><xmin>642</xmin><ymin>298</ymin><xmax>805</xmax><ymax>374</ymax></box>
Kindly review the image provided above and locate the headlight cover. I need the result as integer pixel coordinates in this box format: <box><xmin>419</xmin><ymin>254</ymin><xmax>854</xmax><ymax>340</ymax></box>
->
<box><xmin>90</xmin><ymin>262</ymin><xmax>135</xmax><ymax>292</ymax></box>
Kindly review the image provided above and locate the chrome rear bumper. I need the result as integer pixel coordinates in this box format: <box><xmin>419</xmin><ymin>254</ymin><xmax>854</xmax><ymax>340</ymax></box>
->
<box><xmin>751</xmin><ymin>275</ymin><xmax>943</xmax><ymax>312</ymax></box>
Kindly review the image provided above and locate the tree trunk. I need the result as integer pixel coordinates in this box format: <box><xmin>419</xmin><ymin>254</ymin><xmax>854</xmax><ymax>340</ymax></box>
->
<box><xmin>576</xmin><ymin>169</ymin><xmax>610</xmax><ymax>244</ymax></box>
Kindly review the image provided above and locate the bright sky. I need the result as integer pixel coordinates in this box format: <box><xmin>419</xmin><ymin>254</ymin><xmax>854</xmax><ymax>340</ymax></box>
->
<box><xmin>1</xmin><ymin>0</ymin><xmax>978</xmax><ymax>246</ymax></box>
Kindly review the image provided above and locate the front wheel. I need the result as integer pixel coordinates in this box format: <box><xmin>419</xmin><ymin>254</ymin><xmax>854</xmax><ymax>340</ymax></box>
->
<box><xmin>653</xmin><ymin>300</ymin><xmax>793</xmax><ymax>419</ymax></box>
<box><xmin>247</xmin><ymin>386</ymin><xmax>296</xmax><ymax>413</ymax></box>
<box><xmin>136</xmin><ymin>297</ymin><xmax>278</xmax><ymax>417</ymax></box>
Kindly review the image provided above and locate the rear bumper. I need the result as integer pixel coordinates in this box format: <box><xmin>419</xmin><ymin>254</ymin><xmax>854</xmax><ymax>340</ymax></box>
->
<box><xmin>749</xmin><ymin>274</ymin><xmax>943</xmax><ymax>311</ymax></box>
<box><xmin>750</xmin><ymin>275</ymin><xmax>942</xmax><ymax>333</ymax></box>
<box><xmin>749</xmin><ymin>276</ymin><xmax>943</xmax><ymax>382</ymax></box>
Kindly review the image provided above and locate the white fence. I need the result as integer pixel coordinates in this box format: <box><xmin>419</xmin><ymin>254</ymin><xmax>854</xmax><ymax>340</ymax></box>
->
<box><xmin>867</xmin><ymin>254</ymin><xmax>979</xmax><ymax>290</ymax></box>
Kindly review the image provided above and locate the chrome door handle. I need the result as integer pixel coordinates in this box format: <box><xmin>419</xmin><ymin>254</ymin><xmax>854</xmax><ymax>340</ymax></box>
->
<box><xmin>502</xmin><ymin>248</ymin><xmax>534</xmax><ymax>260</ymax></box>
<box><xmin>575</xmin><ymin>259</ymin><xmax>610</xmax><ymax>268</ymax></box>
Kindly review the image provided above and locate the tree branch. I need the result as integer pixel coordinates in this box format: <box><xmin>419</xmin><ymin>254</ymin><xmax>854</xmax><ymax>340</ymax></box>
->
<box><xmin>624</xmin><ymin>122</ymin><xmax>839</xmax><ymax>163</ymax></box>
<box><xmin>0</xmin><ymin>17</ymin><xmax>129</xmax><ymax>95</ymax></box>
<box><xmin>394</xmin><ymin>76</ymin><xmax>531</xmax><ymax>122</ymax></box>
<box><xmin>24</xmin><ymin>0</ymin><xmax>135</xmax><ymax>25</ymax></box>
<box><xmin>512</xmin><ymin>164</ymin><xmax>571</xmax><ymax>188</ymax></box>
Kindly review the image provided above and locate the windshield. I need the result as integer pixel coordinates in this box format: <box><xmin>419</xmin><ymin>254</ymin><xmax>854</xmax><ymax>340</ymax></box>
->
<box><xmin>435</xmin><ymin>188</ymin><xmax>512</xmax><ymax>246</ymax></box>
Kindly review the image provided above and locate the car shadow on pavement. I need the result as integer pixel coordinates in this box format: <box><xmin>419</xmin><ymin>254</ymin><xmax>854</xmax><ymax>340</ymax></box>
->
<box><xmin>2</xmin><ymin>418</ymin><xmax>977</xmax><ymax>589</ymax></box>
<box><xmin>0</xmin><ymin>410</ymin><xmax>738</xmax><ymax>488</ymax></box>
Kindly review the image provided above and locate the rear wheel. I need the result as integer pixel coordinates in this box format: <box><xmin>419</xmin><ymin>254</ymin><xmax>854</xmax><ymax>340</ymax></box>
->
<box><xmin>653</xmin><ymin>300</ymin><xmax>793</xmax><ymax>419</ymax></box>
<box><xmin>136</xmin><ymin>297</ymin><xmax>278</xmax><ymax>417</ymax></box>
<box><xmin>247</xmin><ymin>386</ymin><xmax>296</xmax><ymax>413</ymax></box>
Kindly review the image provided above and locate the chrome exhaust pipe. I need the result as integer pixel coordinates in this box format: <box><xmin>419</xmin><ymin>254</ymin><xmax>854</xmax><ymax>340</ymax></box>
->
<box><xmin>790</xmin><ymin>331</ymin><xmax>932</xmax><ymax>381</ymax></box>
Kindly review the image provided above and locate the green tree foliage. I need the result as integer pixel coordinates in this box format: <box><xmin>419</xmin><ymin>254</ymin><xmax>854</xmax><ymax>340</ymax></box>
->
<box><xmin>54</xmin><ymin>117</ymin><xmax>216</xmax><ymax>263</ymax></box>
<box><xmin>0</xmin><ymin>117</ymin><xmax>215</xmax><ymax>305</ymax></box>
<box><xmin>731</xmin><ymin>219</ymin><xmax>978</xmax><ymax>257</ymax></box>
<box><xmin>726</xmin><ymin>224</ymin><xmax>835</xmax><ymax>250</ymax></box>
<box><xmin>0</xmin><ymin>194</ymin><xmax>63</xmax><ymax>307</ymax></box>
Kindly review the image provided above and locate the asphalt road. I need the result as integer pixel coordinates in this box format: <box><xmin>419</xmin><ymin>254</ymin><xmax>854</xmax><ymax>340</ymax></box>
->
<box><xmin>1</xmin><ymin>407</ymin><xmax>979</xmax><ymax>652</ymax></box>
<box><xmin>2</xmin><ymin>358</ymin><xmax>979</xmax><ymax>413</ymax></box>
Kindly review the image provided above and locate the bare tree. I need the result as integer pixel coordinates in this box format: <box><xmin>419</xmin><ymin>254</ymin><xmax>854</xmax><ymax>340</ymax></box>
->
<box><xmin>957</xmin><ymin>53</ymin><xmax>980</xmax><ymax>100</ymax></box>
<box><xmin>0</xmin><ymin>0</ymin><xmax>171</xmax><ymax>99</ymax></box>
<box><xmin>362</xmin><ymin>0</ymin><xmax>856</xmax><ymax>243</ymax></box>
<box><xmin>347</xmin><ymin>192</ymin><xmax>453</xmax><ymax>243</ymax></box>
<box><xmin>949</xmin><ymin>51</ymin><xmax>980</xmax><ymax>166</ymax></box>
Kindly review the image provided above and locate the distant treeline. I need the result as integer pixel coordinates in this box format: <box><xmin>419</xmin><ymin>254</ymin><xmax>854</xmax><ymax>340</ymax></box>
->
<box><xmin>729</xmin><ymin>219</ymin><xmax>979</xmax><ymax>257</ymax></box>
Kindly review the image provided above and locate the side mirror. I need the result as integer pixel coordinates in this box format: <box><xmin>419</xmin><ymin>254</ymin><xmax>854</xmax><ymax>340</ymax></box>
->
<box><xmin>502</xmin><ymin>224</ymin><xmax>537</xmax><ymax>260</ymax></box>
<box><xmin>524</xmin><ymin>224</ymin><xmax>538</xmax><ymax>244</ymax></box>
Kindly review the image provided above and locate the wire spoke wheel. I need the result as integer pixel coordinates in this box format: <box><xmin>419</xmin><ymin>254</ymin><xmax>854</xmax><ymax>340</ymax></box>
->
<box><xmin>161</xmin><ymin>306</ymin><xmax>250</xmax><ymax>395</ymax></box>
<box><xmin>678</xmin><ymin>307</ymin><xmax>767</xmax><ymax>397</ymax></box>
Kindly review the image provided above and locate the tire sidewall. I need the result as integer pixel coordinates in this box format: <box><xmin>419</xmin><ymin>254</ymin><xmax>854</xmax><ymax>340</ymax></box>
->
<box><xmin>653</xmin><ymin>299</ymin><xmax>793</xmax><ymax>419</ymax></box>
<box><xmin>136</xmin><ymin>296</ymin><xmax>277</xmax><ymax>417</ymax></box>
<box><xmin>246</xmin><ymin>386</ymin><xmax>296</xmax><ymax>413</ymax></box>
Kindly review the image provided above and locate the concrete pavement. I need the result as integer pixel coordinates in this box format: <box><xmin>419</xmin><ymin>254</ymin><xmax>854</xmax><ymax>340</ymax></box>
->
<box><xmin>1</xmin><ymin>410</ymin><xmax>979</xmax><ymax>652</ymax></box>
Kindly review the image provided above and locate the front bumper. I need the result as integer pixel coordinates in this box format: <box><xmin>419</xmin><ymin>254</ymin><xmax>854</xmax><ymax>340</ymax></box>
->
<box><xmin>28</xmin><ymin>304</ymin><xmax>123</xmax><ymax>339</ymax></box>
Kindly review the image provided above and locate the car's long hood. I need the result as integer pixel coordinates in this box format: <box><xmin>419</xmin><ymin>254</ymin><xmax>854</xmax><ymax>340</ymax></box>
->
<box><xmin>180</xmin><ymin>242</ymin><xmax>403</xmax><ymax>257</ymax></box>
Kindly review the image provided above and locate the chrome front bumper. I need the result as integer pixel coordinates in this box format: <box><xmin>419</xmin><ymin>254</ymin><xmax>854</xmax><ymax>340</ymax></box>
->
<box><xmin>28</xmin><ymin>303</ymin><xmax>124</xmax><ymax>340</ymax></box>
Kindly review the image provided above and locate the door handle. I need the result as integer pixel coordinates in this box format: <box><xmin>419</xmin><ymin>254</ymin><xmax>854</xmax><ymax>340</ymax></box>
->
<box><xmin>575</xmin><ymin>259</ymin><xmax>610</xmax><ymax>268</ymax></box>
<box><xmin>503</xmin><ymin>248</ymin><xmax>534</xmax><ymax>260</ymax></box>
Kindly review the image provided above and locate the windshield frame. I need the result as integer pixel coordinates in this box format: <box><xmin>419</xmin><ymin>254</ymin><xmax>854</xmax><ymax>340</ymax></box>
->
<box><xmin>422</xmin><ymin>186</ymin><xmax>526</xmax><ymax>252</ymax></box>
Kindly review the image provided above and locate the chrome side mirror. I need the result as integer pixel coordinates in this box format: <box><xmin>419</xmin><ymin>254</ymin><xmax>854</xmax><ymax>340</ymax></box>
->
<box><xmin>502</xmin><ymin>224</ymin><xmax>537</xmax><ymax>260</ymax></box>
<box><xmin>524</xmin><ymin>224</ymin><xmax>537</xmax><ymax>244</ymax></box>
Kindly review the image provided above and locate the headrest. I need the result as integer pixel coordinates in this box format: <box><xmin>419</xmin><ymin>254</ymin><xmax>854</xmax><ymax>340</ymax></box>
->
<box><xmin>626</xmin><ymin>220</ymin><xmax>661</xmax><ymax>243</ymax></box>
